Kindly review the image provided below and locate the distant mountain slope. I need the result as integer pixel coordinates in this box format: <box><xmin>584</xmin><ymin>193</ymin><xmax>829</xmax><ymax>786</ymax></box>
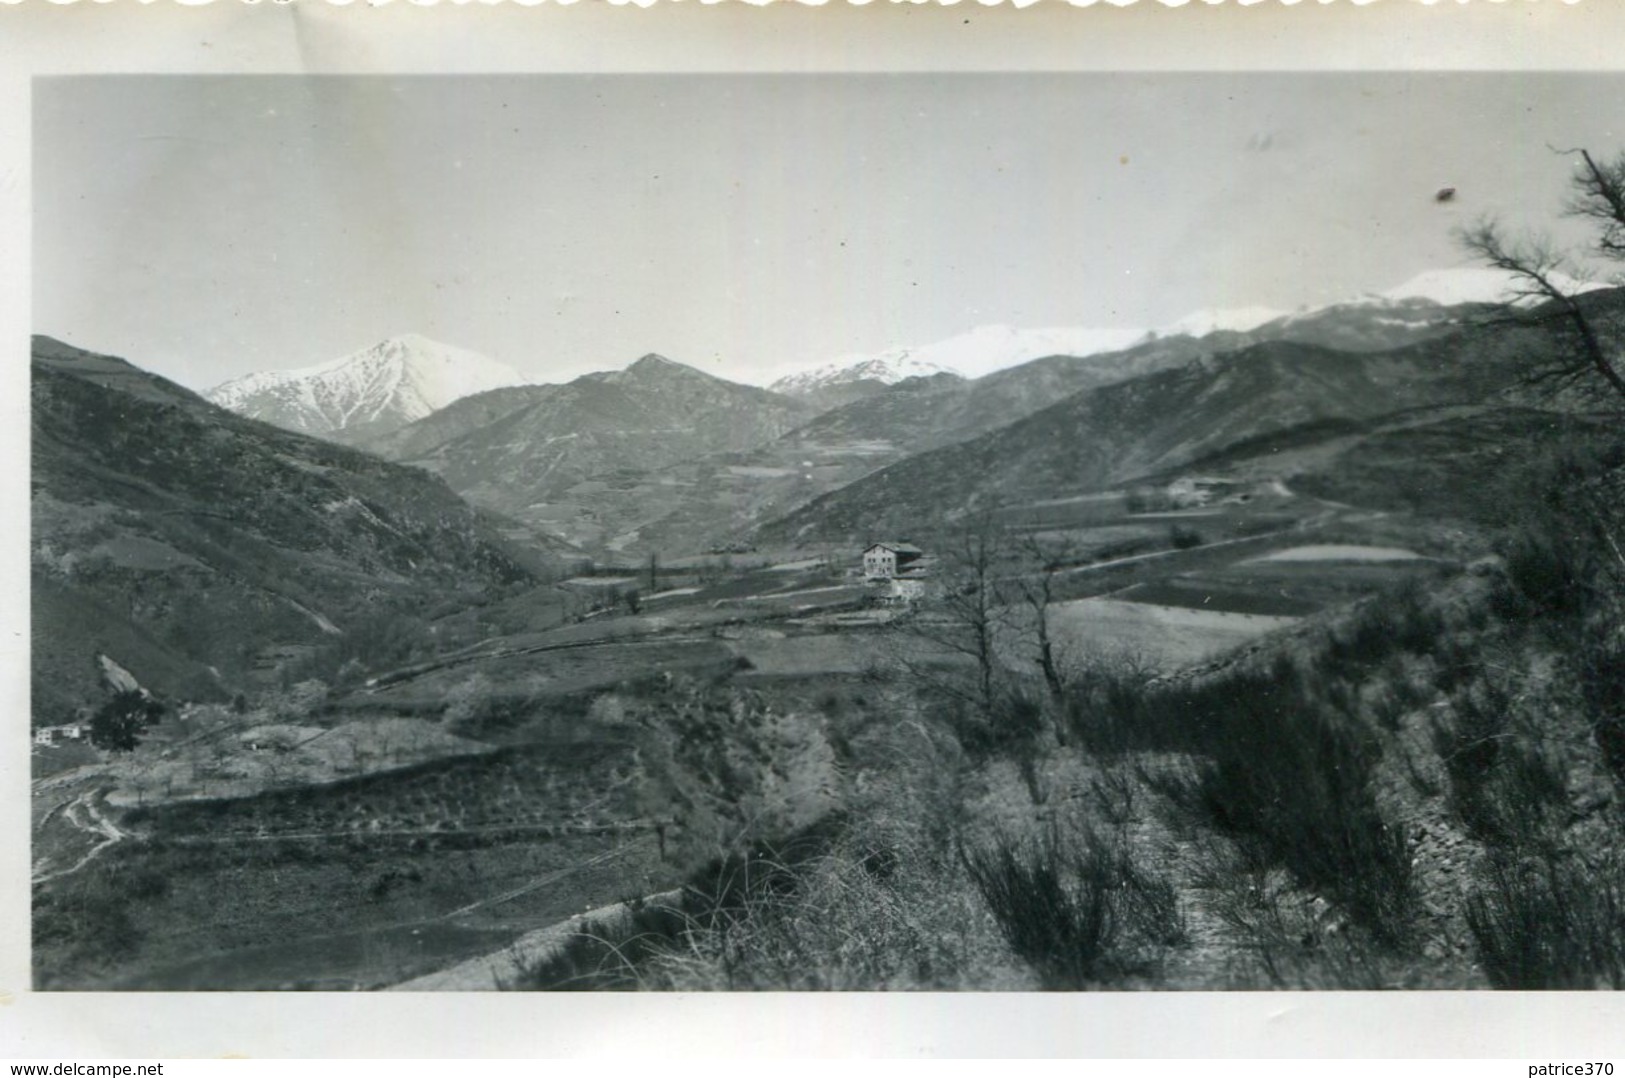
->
<box><xmin>675</xmin><ymin>299</ymin><xmax>1480</xmax><ymax>538</ymax></box>
<box><xmin>1235</xmin><ymin>296</ymin><xmax>1490</xmax><ymax>354</ymax></box>
<box><xmin>754</xmin><ymin>291</ymin><xmax>1622</xmax><ymax>545</ymax></box>
<box><xmin>774</xmin><ymin>293</ymin><xmax>1488</xmax><ymax>463</ymax></box>
<box><xmin>207</xmin><ymin>334</ymin><xmax>531</xmax><ymax>444</ymax></box>
<box><xmin>362</xmin><ymin>383</ymin><xmax>559</xmax><ymax>463</ymax></box>
<box><xmin>505</xmin><ymin>298</ymin><xmax>1502</xmax><ymax>557</ymax></box>
<box><xmin>363</xmin><ymin>354</ymin><xmax>815</xmax><ymax>549</ymax></box>
<box><xmin>32</xmin><ymin>336</ymin><xmax>543</xmax><ymax>722</ymax></box>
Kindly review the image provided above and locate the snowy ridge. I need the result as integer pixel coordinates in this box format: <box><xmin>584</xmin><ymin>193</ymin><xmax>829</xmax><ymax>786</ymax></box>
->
<box><xmin>1159</xmin><ymin>306</ymin><xmax>1288</xmax><ymax>338</ymax></box>
<box><xmin>1375</xmin><ymin>266</ymin><xmax>1609</xmax><ymax>307</ymax></box>
<box><xmin>768</xmin><ymin>267</ymin><xmax>1620</xmax><ymax>396</ymax></box>
<box><xmin>770</xmin><ymin>325</ymin><xmax>1154</xmax><ymax>396</ymax></box>
<box><xmin>770</xmin><ymin>311</ymin><xmax>1281</xmax><ymax>397</ymax></box>
<box><xmin>207</xmin><ymin>334</ymin><xmax>532</xmax><ymax>441</ymax></box>
<box><xmin>769</xmin><ymin>353</ymin><xmax>960</xmax><ymax>395</ymax></box>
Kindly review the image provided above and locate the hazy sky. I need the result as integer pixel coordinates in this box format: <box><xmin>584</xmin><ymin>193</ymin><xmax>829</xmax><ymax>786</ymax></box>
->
<box><xmin>32</xmin><ymin>73</ymin><xmax>1625</xmax><ymax>391</ymax></box>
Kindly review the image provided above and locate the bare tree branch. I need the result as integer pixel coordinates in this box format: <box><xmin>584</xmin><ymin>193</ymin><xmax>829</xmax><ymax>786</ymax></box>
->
<box><xmin>1563</xmin><ymin>149</ymin><xmax>1625</xmax><ymax>263</ymax></box>
<box><xmin>1456</xmin><ymin>201</ymin><xmax>1625</xmax><ymax>406</ymax></box>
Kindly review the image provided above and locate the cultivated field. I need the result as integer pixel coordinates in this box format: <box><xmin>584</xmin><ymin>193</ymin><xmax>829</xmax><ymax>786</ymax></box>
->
<box><xmin>1046</xmin><ymin>597</ymin><xmax>1300</xmax><ymax>670</ymax></box>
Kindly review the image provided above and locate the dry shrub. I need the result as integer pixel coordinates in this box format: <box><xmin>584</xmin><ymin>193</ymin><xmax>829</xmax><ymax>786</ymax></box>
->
<box><xmin>1192</xmin><ymin>837</ymin><xmax>1404</xmax><ymax>990</ymax></box>
<box><xmin>962</xmin><ymin>825</ymin><xmax>1185</xmax><ymax>989</ymax></box>
<box><xmin>1429</xmin><ymin>672</ymin><xmax>1569</xmax><ymax>849</ymax></box>
<box><xmin>1467</xmin><ymin>851</ymin><xmax>1625</xmax><ymax>989</ymax></box>
<box><xmin>512</xmin><ymin>813</ymin><xmax>1004</xmax><ymax>991</ymax></box>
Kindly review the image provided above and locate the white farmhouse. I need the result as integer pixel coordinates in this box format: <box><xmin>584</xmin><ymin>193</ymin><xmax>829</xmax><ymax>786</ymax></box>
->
<box><xmin>863</xmin><ymin>542</ymin><xmax>936</xmax><ymax>604</ymax></box>
<box><xmin>33</xmin><ymin>723</ymin><xmax>86</xmax><ymax>746</ymax></box>
<box><xmin>862</xmin><ymin>542</ymin><xmax>924</xmax><ymax>581</ymax></box>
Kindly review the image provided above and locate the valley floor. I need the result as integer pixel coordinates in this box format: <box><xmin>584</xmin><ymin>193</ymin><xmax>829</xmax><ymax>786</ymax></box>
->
<box><xmin>34</xmin><ymin>475</ymin><xmax>1625</xmax><ymax>991</ymax></box>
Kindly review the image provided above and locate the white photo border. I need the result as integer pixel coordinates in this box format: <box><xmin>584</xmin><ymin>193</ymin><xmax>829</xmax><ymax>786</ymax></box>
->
<box><xmin>4</xmin><ymin>0</ymin><xmax>1624</xmax><ymax>1059</ymax></box>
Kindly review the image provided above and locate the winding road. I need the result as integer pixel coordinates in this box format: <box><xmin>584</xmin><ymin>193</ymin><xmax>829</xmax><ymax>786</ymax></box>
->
<box><xmin>32</xmin><ymin>786</ymin><xmax>127</xmax><ymax>886</ymax></box>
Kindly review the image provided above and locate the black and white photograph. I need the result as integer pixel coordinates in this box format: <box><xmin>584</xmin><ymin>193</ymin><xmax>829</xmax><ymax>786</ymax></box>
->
<box><xmin>17</xmin><ymin>7</ymin><xmax>1625</xmax><ymax>1019</ymax></box>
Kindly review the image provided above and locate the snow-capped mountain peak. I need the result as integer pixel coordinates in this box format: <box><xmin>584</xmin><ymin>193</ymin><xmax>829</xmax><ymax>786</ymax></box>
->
<box><xmin>769</xmin><ymin>352</ymin><xmax>959</xmax><ymax>396</ymax></box>
<box><xmin>207</xmin><ymin>334</ymin><xmax>532</xmax><ymax>444</ymax></box>
<box><xmin>771</xmin><ymin>324</ymin><xmax>1163</xmax><ymax>398</ymax></box>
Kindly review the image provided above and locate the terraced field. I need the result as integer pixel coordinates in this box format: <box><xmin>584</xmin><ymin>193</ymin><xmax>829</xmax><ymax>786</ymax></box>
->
<box><xmin>126</xmin><ymin>739</ymin><xmax>640</xmax><ymax>839</ymax></box>
<box><xmin>38</xmin><ymin>738</ymin><xmax>666</xmax><ymax>991</ymax></box>
<box><xmin>1048</xmin><ymin>596</ymin><xmax>1301</xmax><ymax>669</ymax></box>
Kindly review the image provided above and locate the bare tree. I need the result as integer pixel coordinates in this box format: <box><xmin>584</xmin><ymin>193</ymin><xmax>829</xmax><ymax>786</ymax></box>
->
<box><xmin>1013</xmin><ymin>533</ymin><xmax>1078</xmax><ymax>703</ymax></box>
<box><xmin>903</xmin><ymin>515</ymin><xmax>1014</xmax><ymax>720</ymax></box>
<box><xmin>1458</xmin><ymin>147</ymin><xmax>1625</xmax><ymax>405</ymax></box>
<box><xmin>881</xmin><ymin>517</ymin><xmax>1075</xmax><ymax>803</ymax></box>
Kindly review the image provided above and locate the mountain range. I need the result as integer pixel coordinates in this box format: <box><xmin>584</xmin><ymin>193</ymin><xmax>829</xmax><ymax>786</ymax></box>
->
<box><xmin>213</xmin><ymin>284</ymin><xmax>1517</xmax><ymax>555</ymax></box>
<box><xmin>200</xmin><ymin>268</ymin><xmax>1558</xmax><ymax>446</ymax></box>
<box><xmin>529</xmin><ymin>289</ymin><xmax>1505</xmax><ymax>556</ymax></box>
<box><xmin>761</xmin><ymin>266</ymin><xmax>1599</xmax><ymax>402</ymax></box>
<box><xmin>756</xmin><ymin>287</ymin><xmax>1625</xmax><ymax>545</ymax></box>
<box><xmin>88</xmin><ymin>265</ymin><xmax>1618</xmax><ymax>566</ymax></box>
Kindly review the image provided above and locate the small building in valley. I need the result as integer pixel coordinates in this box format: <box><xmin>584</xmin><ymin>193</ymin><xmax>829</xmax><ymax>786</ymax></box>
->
<box><xmin>863</xmin><ymin>541</ymin><xmax>924</xmax><ymax>581</ymax></box>
<box><xmin>863</xmin><ymin>542</ymin><xmax>935</xmax><ymax>604</ymax></box>
<box><xmin>33</xmin><ymin>723</ymin><xmax>86</xmax><ymax>747</ymax></box>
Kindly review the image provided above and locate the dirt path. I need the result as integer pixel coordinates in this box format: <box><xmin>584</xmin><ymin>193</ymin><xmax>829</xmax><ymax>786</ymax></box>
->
<box><xmin>31</xmin><ymin>763</ymin><xmax>109</xmax><ymax>794</ymax></box>
<box><xmin>440</xmin><ymin>841</ymin><xmax>644</xmax><ymax>920</ymax></box>
<box><xmin>1051</xmin><ymin>526</ymin><xmax>1299</xmax><ymax>580</ymax></box>
<box><xmin>390</xmin><ymin>883</ymin><xmax>685</xmax><ymax>991</ymax></box>
<box><xmin>155</xmin><ymin>820</ymin><xmax>649</xmax><ymax>844</ymax></box>
<box><xmin>361</xmin><ymin>632</ymin><xmax>708</xmax><ymax>692</ymax></box>
<box><xmin>33</xmin><ymin>788</ymin><xmax>126</xmax><ymax>886</ymax></box>
<box><xmin>1040</xmin><ymin>500</ymin><xmax>1384</xmax><ymax>583</ymax></box>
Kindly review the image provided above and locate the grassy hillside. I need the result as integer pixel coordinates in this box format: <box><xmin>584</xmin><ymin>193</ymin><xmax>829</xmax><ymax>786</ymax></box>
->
<box><xmin>361</xmin><ymin>383</ymin><xmax>557</xmax><ymax>462</ymax></box>
<box><xmin>1277</xmin><ymin>407</ymin><xmax>1617</xmax><ymax>520</ymax></box>
<box><xmin>35</xmin><ymin>736</ymin><xmax>660</xmax><ymax>990</ymax></box>
<box><xmin>31</xmin><ymin>336</ymin><xmax>545</xmax><ymax>721</ymax></box>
